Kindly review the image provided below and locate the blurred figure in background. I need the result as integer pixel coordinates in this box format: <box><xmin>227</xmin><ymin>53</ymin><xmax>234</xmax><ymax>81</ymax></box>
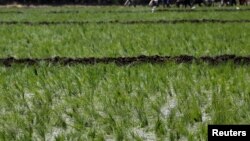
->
<box><xmin>176</xmin><ymin>0</ymin><xmax>193</xmax><ymax>8</ymax></box>
<box><xmin>163</xmin><ymin>0</ymin><xmax>171</xmax><ymax>7</ymax></box>
<box><xmin>230</xmin><ymin>0</ymin><xmax>237</xmax><ymax>5</ymax></box>
<box><xmin>239</xmin><ymin>0</ymin><xmax>248</xmax><ymax>5</ymax></box>
<box><xmin>124</xmin><ymin>0</ymin><xmax>136</xmax><ymax>7</ymax></box>
<box><xmin>149</xmin><ymin>0</ymin><xmax>159</xmax><ymax>13</ymax></box>
<box><xmin>220</xmin><ymin>0</ymin><xmax>237</xmax><ymax>6</ymax></box>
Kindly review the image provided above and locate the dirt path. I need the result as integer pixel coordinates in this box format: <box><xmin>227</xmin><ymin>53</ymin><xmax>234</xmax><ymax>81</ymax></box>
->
<box><xmin>1</xmin><ymin>55</ymin><xmax>249</xmax><ymax>66</ymax></box>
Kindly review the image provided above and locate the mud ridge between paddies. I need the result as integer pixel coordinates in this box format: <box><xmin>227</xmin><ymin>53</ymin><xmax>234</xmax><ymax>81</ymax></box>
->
<box><xmin>1</xmin><ymin>55</ymin><xmax>250</xmax><ymax>67</ymax></box>
<box><xmin>1</xmin><ymin>19</ymin><xmax>250</xmax><ymax>26</ymax></box>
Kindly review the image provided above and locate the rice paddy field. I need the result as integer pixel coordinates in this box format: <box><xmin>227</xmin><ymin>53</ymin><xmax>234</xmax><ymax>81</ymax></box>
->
<box><xmin>0</xmin><ymin>5</ymin><xmax>250</xmax><ymax>141</ymax></box>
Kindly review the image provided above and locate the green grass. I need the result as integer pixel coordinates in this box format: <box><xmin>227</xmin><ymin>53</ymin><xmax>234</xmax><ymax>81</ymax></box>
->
<box><xmin>0</xmin><ymin>6</ymin><xmax>250</xmax><ymax>21</ymax></box>
<box><xmin>0</xmin><ymin>23</ymin><xmax>249</xmax><ymax>58</ymax></box>
<box><xmin>0</xmin><ymin>63</ymin><xmax>250</xmax><ymax>140</ymax></box>
<box><xmin>0</xmin><ymin>6</ymin><xmax>250</xmax><ymax>141</ymax></box>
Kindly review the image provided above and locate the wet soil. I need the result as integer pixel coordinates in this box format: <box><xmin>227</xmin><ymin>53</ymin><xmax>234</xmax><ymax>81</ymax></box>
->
<box><xmin>0</xmin><ymin>55</ymin><xmax>249</xmax><ymax>67</ymax></box>
<box><xmin>0</xmin><ymin>19</ymin><xmax>250</xmax><ymax>25</ymax></box>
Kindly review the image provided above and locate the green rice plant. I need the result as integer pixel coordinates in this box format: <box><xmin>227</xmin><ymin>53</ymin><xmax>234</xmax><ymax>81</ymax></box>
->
<box><xmin>0</xmin><ymin>23</ymin><xmax>249</xmax><ymax>58</ymax></box>
<box><xmin>0</xmin><ymin>63</ymin><xmax>249</xmax><ymax>140</ymax></box>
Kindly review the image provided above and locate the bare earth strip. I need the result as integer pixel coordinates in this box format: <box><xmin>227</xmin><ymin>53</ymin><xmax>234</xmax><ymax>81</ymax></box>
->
<box><xmin>0</xmin><ymin>19</ymin><xmax>250</xmax><ymax>26</ymax></box>
<box><xmin>0</xmin><ymin>55</ymin><xmax>250</xmax><ymax>66</ymax></box>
